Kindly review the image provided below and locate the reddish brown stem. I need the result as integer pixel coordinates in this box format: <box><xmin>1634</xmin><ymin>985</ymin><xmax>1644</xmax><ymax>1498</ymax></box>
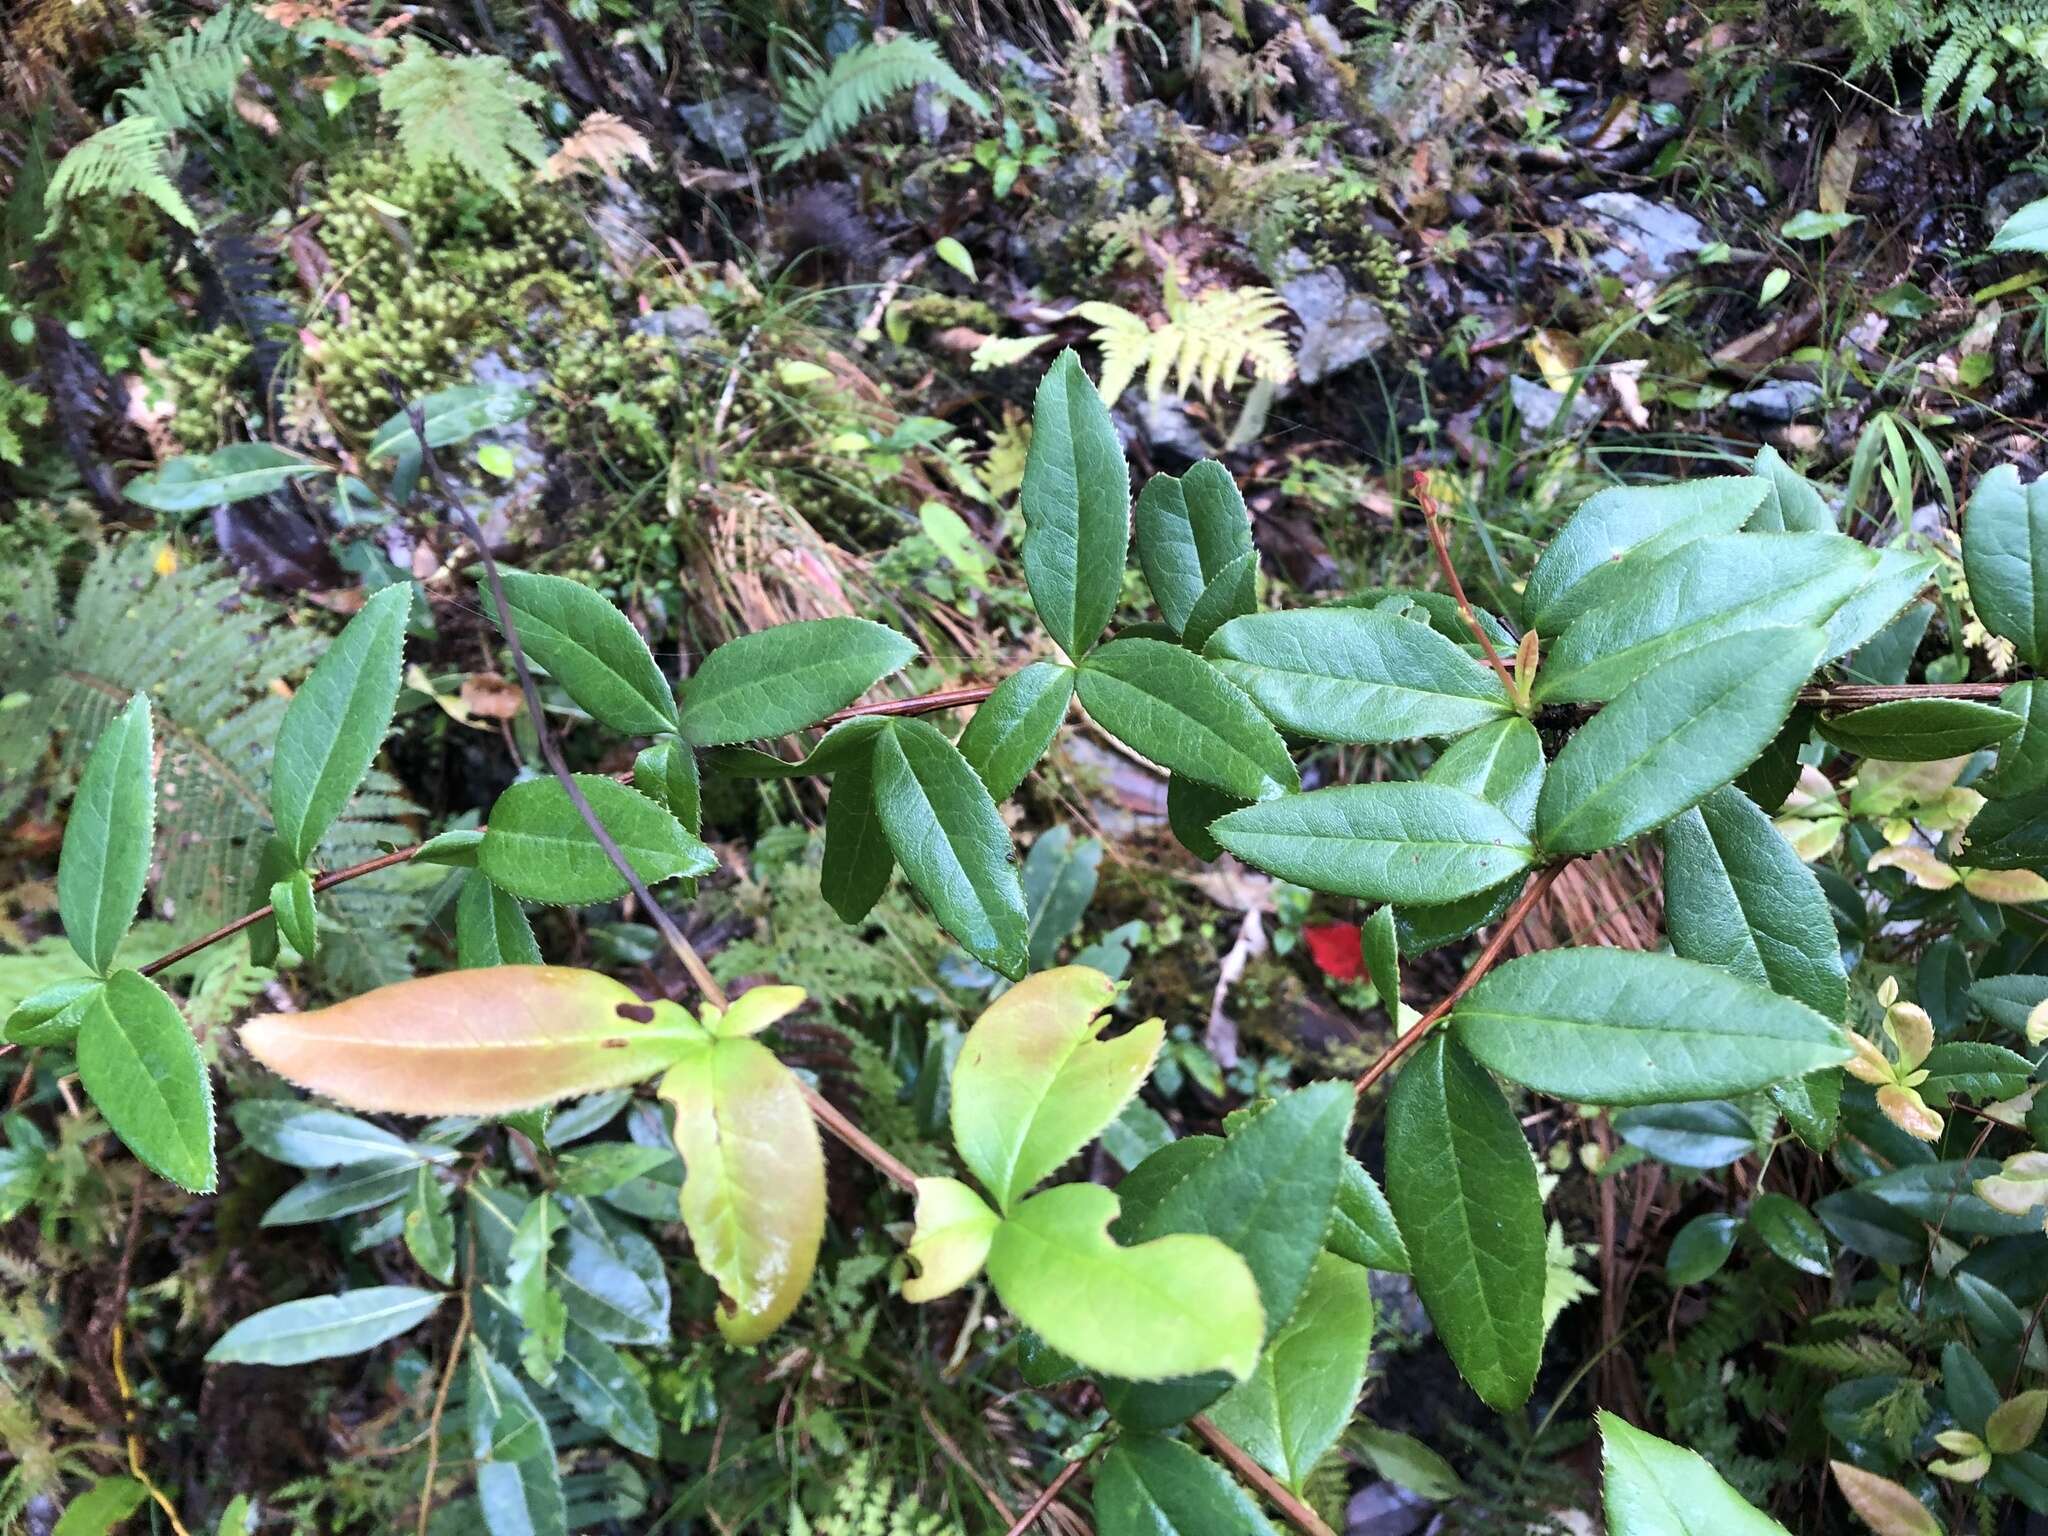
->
<box><xmin>1797</xmin><ymin>681</ymin><xmax>2011</xmax><ymax>706</ymax></box>
<box><xmin>1354</xmin><ymin>863</ymin><xmax>1567</xmax><ymax>1096</ymax></box>
<box><xmin>827</xmin><ymin>683</ymin><xmax>997</xmax><ymax>724</ymax></box>
<box><xmin>1002</xmin><ymin>1452</ymin><xmax>1091</xmax><ymax>1536</ymax></box>
<box><xmin>1413</xmin><ymin>473</ymin><xmax>1516</xmax><ymax>698</ymax></box>
<box><xmin>1192</xmin><ymin>1415</ymin><xmax>1340</xmax><ymax>1536</ymax></box>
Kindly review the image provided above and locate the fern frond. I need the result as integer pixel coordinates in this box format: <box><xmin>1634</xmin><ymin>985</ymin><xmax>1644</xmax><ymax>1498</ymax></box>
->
<box><xmin>118</xmin><ymin>8</ymin><xmax>268</xmax><ymax>130</ymax></box>
<box><xmin>1923</xmin><ymin>17</ymin><xmax>1991</xmax><ymax>115</ymax></box>
<box><xmin>1768</xmin><ymin>1336</ymin><xmax>1916</xmax><ymax>1377</ymax></box>
<box><xmin>769</xmin><ymin>36</ymin><xmax>989</xmax><ymax>168</ymax></box>
<box><xmin>1078</xmin><ymin>282</ymin><xmax>1295</xmax><ymax>406</ymax></box>
<box><xmin>40</xmin><ymin>115</ymin><xmax>197</xmax><ymax>236</ymax></box>
<box><xmin>378</xmin><ymin>42</ymin><xmax>547</xmax><ymax>198</ymax></box>
<box><xmin>537</xmin><ymin>110</ymin><xmax>655</xmax><ymax>182</ymax></box>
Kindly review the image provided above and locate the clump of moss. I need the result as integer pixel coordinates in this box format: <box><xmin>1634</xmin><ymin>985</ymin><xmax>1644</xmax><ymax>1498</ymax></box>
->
<box><xmin>544</xmin><ymin>323</ymin><xmax>692</xmax><ymax>471</ymax></box>
<box><xmin>300</xmin><ymin>153</ymin><xmax>586</xmax><ymax>435</ymax></box>
<box><xmin>161</xmin><ymin>329</ymin><xmax>252</xmax><ymax>448</ymax></box>
<box><xmin>1298</xmin><ymin>182</ymin><xmax>1412</xmax><ymax>324</ymax></box>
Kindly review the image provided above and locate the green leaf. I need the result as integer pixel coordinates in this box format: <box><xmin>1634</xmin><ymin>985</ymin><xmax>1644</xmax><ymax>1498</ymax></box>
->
<box><xmin>50</xmin><ymin>1475</ymin><xmax>146</xmax><ymax>1536</ymax></box>
<box><xmin>1453</xmin><ymin>948</ymin><xmax>1847</xmax><ymax>1104</ymax></box>
<box><xmin>1782</xmin><ymin>208</ymin><xmax>1859</xmax><ymax>239</ymax></box>
<box><xmin>705</xmin><ymin>716</ymin><xmax>888</xmax><ymax>780</ymax></box>
<box><xmin>270</xmin><ymin>867</ymin><xmax>319</xmax><ymax>960</ymax></box>
<box><xmin>1362</xmin><ymin>904</ymin><xmax>1399</xmax><ymax>1002</ymax></box>
<box><xmin>821</xmin><ymin>736</ymin><xmax>892</xmax><ymax>924</ymax></box>
<box><xmin>1521</xmin><ymin>478</ymin><xmax>1766</xmax><ymax>632</ymax></box>
<box><xmin>414</xmin><ymin>827</ymin><xmax>485</xmax><ymax>866</ymax></box>
<box><xmin>1600</xmin><ymin>1411</ymin><xmax>1793</xmax><ymax>1535</ymax></box>
<box><xmin>1349</xmin><ymin>1424</ymin><xmax>1468</xmax><ymax>1501</ymax></box>
<box><xmin>366</xmin><ymin>384</ymin><xmax>532</xmax><ymax>464</ymax></box>
<box><xmin>679</xmin><ymin>618</ymin><xmax>917</xmax><ymax>746</ymax></box>
<box><xmin>1078</xmin><ymin>637</ymin><xmax>1298</xmax><ymax>802</ymax></box>
<box><xmin>469</xmin><ymin>1185</ymin><xmax>672</xmax><ymax>1345</ymax></box>
<box><xmin>1666</xmin><ymin>1213</ymin><xmax>1741</xmax><ymax>1285</ymax></box>
<box><xmin>1022</xmin><ymin>827</ymin><xmax>1101</xmax><ymax>971</ymax></box>
<box><xmin>873</xmin><ymin>718</ymin><xmax>1030</xmax><ymax>977</ymax></box>
<box><xmin>216</xmin><ymin>1494</ymin><xmax>252</xmax><ymax>1536</ymax></box>
<box><xmin>1425</xmin><ymin>715</ymin><xmax>1545</xmax><ymax>832</ymax></box>
<box><xmin>1662</xmin><ymin>785</ymin><xmax>1848</xmax><ymax>1021</ymax></box>
<box><xmin>4</xmin><ymin>976</ymin><xmax>102</xmax><ymax>1047</ymax></box>
<box><xmin>1181</xmin><ymin>549</ymin><xmax>1261</xmax><ymax>653</ymax></box>
<box><xmin>1208</xmin><ymin>1253</ymin><xmax>1375</xmax><ymax>1491</ymax></box>
<box><xmin>271</xmin><ymin>583</ymin><xmax>410</xmax><ymax>866</ymax></box>
<box><xmin>1850</xmin><ymin>1160</ymin><xmax>2041</xmax><ymax>1236</ymax></box>
<box><xmin>1817</xmin><ymin>699</ymin><xmax>2023</xmax><ymax>760</ymax></box>
<box><xmin>1980</xmin><ymin>681</ymin><xmax>2048</xmax><ymax>798</ymax></box>
<box><xmin>658</xmin><ymin>1035</ymin><xmax>825</xmax><ymax>1344</ymax></box>
<box><xmin>1958</xmin><ymin>792</ymin><xmax>2048</xmax><ymax>870</ymax></box>
<box><xmin>985</xmin><ymin>1182</ymin><xmax>1263</xmax><ymax>1381</ymax></box>
<box><xmin>902</xmin><ymin>1176</ymin><xmax>1001</xmax><ymax>1301</ymax></box>
<box><xmin>207</xmin><ymin>1285</ymin><xmax>444</xmax><ymax>1365</ymax></box>
<box><xmin>1167</xmin><ymin>774</ymin><xmax>1245</xmax><ymax>862</ymax></box>
<box><xmin>261</xmin><ymin>1164</ymin><xmax>416</xmax><ymax>1225</ymax></box>
<box><xmin>1327</xmin><ymin>1156</ymin><xmax>1410</xmax><ymax>1272</ymax></box>
<box><xmin>631</xmin><ymin>738</ymin><xmax>700</xmax><ymax>831</ymax></box>
<box><xmin>403</xmin><ymin>1164</ymin><xmax>456</xmax><ymax>1284</ymax></box>
<box><xmin>1970</xmin><ymin>972</ymin><xmax>2048</xmax><ymax>1034</ymax></box>
<box><xmin>1204</xmin><ymin>608</ymin><xmax>1513</xmax><ymax>742</ymax></box>
<box><xmin>1748</xmin><ymin>1191</ymin><xmax>1831</xmax><ymax>1275</ymax></box>
<box><xmin>1962</xmin><ymin>465</ymin><xmax>2048</xmax><ymax>667</ymax></box>
<box><xmin>1135</xmin><ymin>459</ymin><xmax>1255</xmax><ymax>637</ymax></box>
<box><xmin>958</xmin><ymin>662</ymin><xmax>1075</xmax><ymax>799</ymax></box>
<box><xmin>951</xmin><ymin>966</ymin><xmax>1160</xmax><ymax>1211</ymax></box>
<box><xmin>1613</xmin><ymin>1101</ymin><xmax>1756</xmax><ymax>1168</ymax></box>
<box><xmin>1021</xmin><ymin>349</ymin><xmax>1130</xmax><ymax>658</ymax></box>
<box><xmin>1992</xmin><ymin>194</ymin><xmax>2048</xmax><ymax>253</ymax></box>
<box><xmin>1535</xmin><ymin>625</ymin><xmax>1824</xmax><ymax>855</ymax></box>
<box><xmin>1822</xmin><ymin>548</ymin><xmax>1939</xmax><ymax>661</ymax></box>
<box><xmin>1535</xmin><ymin>534</ymin><xmax>1873</xmax><ymax>703</ymax></box>
<box><xmin>1385</xmin><ymin>1034</ymin><xmax>1545</xmax><ymax>1411</ymax></box>
<box><xmin>1094</xmin><ymin>1433</ymin><xmax>1279</xmax><ymax>1536</ymax></box>
<box><xmin>122</xmin><ymin>442</ymin><xmax>331</xmax><ymax>512</ymax></box>
<box><xmin>478</xmin><ymin>775</ymin><xmax>714</xmax><ymax>906</ymax></box>
<box><xmin>492</xmin><ymin>570</ymin><xmax>677</xmax><ymax>735</ymax></box>
<box><xmin>78</xmin><ymin>969</ymin><xmax>214</xmax><ymax>1192</ymax></box>
<box><xmin>456</xmin><ymin>872</ymin><xmax>542</xmax><ymax>967</ymax></box>
<box><xmin>1749</xmin><ymin>446</ymin><xmax>1836</xmax><ymax>533</ymax></box>
<box><xmin>933</xmin><ymin>235</ymin><xmax>975</xmax><ymax>279</ymax></box>
<box><xmin>1212</xmin><ymin>783</ymin><xmax>1535</xmax><ymax>905</ymax></box>
<box><xmin>58</xmin><ymin>691</ymin><xmax>154</xmax><ymax>976</ymax></box>
<box><xmin>470</xmin><ymin>1346</ymin><xmax>566</xmax><ymax>1536</ymax></box>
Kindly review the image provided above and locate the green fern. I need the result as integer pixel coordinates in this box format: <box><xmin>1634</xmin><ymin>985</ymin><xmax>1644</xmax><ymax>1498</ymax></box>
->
<box><xmin>1769</xmin><ymin>1336</ymin><xmax>1916</xmax><ymax>1377</ymax></box>
<box><xmin>792</xmin><ymin>1452</ymin><xmax>963</xmax><ymax>1536</ymax></box>
<box><xmin>39</xmin><ymin>115</ymin><xmax>197</xmax><ymax>236</ymax></box>
<box><xmin>769</xmin><ymin>36</ymin><xmax>989</xmax><ymax>168</ymax></box>
<box><xmin>1077</xmin><ymin>265</ymin><xmax>1295</xmax><ymax>407</ymax></box>
<box><xmin>378</xmin><ymin>41</ymin><xmax>548</xmax><ymax>197</ymax></box>
<box><xmin>117</xmin><ymin>8</ymin><xmax>269</xmax><ymax>130</ymax></box>
<box><xmin>0</xmin><ymin>541</ymin><xmax>430</xmax><ymax>989</ymax></box>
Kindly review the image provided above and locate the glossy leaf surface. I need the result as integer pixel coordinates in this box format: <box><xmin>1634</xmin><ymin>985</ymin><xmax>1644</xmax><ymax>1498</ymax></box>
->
<box><xmin>493</xmin><ymin>569</ymin><xmax>677</xmax><ymax>735</ymax></box>
<box><xmin>58</xmin><ymin>691</ymin><xmax>155</xmax><ymax>976</ymax></box>
<box><xmin>680</xmin><ymin>618</ymin><xmax>916</xmax><ymax>745</ymax></box>
<box><xmin>478</xmin><ymin>775</ymin><xmax>713</xmax><ymax>906</ymax></box>
<box><xmin>1077</xmin><ymin>637</ymin><xmax>1298</xmax><ymax>802</ymax></box>
<box><xmin>1021</xmin><ymin>350</ymin><xmax>1130</xmax><ymax>658</ymax></box>
<box><xmin>78</xmin><ymin>969</ymin><xmax>215</xmax><ymax>1192</ymax></box>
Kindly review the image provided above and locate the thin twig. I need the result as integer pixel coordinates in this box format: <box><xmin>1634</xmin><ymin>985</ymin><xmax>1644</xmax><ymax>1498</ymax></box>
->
<box><xmin>1002</xmin><ymin>1452</ymin><xmax>1091</xmax><ymax>1536</ymax></box>
<box><xmin>1354</xmin><ymin>864</ymin><xmax>1567</xmax><ymax>1096</ymax></box>
<box><xmin>1797</xmin><ymin>681</ymin><xmax>2012</xmax><ymax>706</ymax></box>
<box><xmin>1412</xmin><ymin>472</ymin><xmax>1516</xmax><ymax>698</ymax></box>
<box><xmin>415</xmin><ymin>1255</ymin><xmax>473</xmax><ymax>1536</ymax></box>
<box><xmin>113</xmin><ymin>1319</ymin><xmax>195</xmax><ymax>1536</ymax></box>
<box><xmin>1192</xmin><ymin>1415</ymin><xmax>1339</xmax><ymax>1536</ymax></box>
<box><xmin>919</xmin><ymin>1404</ymin><xmax>1017</xmax><ymax>1527</ymax></box>
<box><xmin>825</xmin><ymin>683</ymin><xmax>997</xmax><ymax>725</ymax></box>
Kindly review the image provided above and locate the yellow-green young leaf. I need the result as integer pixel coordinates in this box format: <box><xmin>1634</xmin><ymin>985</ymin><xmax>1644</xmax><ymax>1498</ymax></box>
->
<box><xmin>708</xmin><ymin>983</ymin><xmax>805</xmax><ymax>1038</ymax></box>
<box><xmin>1600</xmin><ymin>1412</ymin><xmax>1793</xmax><ymax>1535</ymax></box>
<box><xmin>1962</xmin><ymin>465</ymin><xmax>2048</xmax><ymax>668</ymax></box>
<box><xmin>271</xmin><ymin>583</ymin><xmax>410</xmax><ymax>866</ymax></box>
<box><xmin>478</xmin><ymin>775</ymin><xmax>714</xmax><ymax>906</ymax></box>
<box><xmin>1830</xmin><ymin>1461</ymin><xmax>1944</xmax><ymax>1536</ymax></box>
<box><xmin>958</xmin><ymin>661</ymin><xmax>1076</xmax><ymax>800</ymax></box>
<box><xmin>902</xmin><ymin>1177</ymin><xmax>1001</xmax><ymax>1302</ymax></box>
<box><xmin>270</xmin><ymin>868</ymin><xmax>318</xmax><ymax>960</ymax></box>
<box><xmin>1385</xmin><ymin>1033</ymin><xmax>1543</xmax><ymax>1411</ymax></box>
<box><xmin>493</xmin><ymin>570</ymin><xmax>678</xmax><ymax>736</ymax></box>
<box><xmin>1521</xmin><ymin>478</ymin><xmax>1766</xmax><ymax>633</ymax></box>
<box><xmin>679</xmin><ymin>617</ymin><xmax>917</xmax><ymax>746</ymax></box>
<box><xmin>49</xmin><ymin>1474</ymin><xmax>146</xmax><ymax>1536</ymax></box>
<box><xmin>58</xmin><ymin>691</ymin><xmax>155</xmax><ymax>977</ymax></box>
<box><xmin>1536</xmin><ymin>626</ymin><xmax>1824</xmax><ymax>856</ymax></box>
<box><xmin>240</xmin><ymin>966</ymin><xmax>704</xmax><ymax>1115</ymax></box>
<box><xmin>1094</xmin><ymin>1432</ymin><xmax>1280</xmax><ymax>1536</ymax></box>
<box><xmin>1207</xmin><ymin>1253</ymin><xmax>1376</xmax><ymax>1491</ymax></box>
<box><xmin>658</xmin><ymin>1035</ymin><xmax>825</xmax><ymax>1344</ymax></box>
<box><xmin>1021</xmin><ymin>349</ymin><xmax>1130</xmax><ymax>659</ymax></box>
<box><xmin>950</xmin><ymin>966</ymin><xmax>1163</xmax><ymax>1211</ymax></box>
<box><xmin>1204</xmin><ymin>607</ymin><xmax>1512</xmax><ymax>743</ymax></box>
<box><xmin>874</xmin><ymin>718</ymin><xmax>1030</xmax><ymax>979</ymax></box>
<box><xmin>985</xmin><ymin>1183</ymin><xmax>1263</xmax><ymax>1381</ymax></box>
<box><xmin>933</xmin><ymin>235</ymin><xmax>975</xmax><ymax>279</ymax></box>
<box><xmin>1212</xmin><ymin>783</ymin><xmax>1535</xmax><ymax>906</ymax></box>
<box><xmin>1077</xmin><ymin>638</ymin><xmax>1298</xmax><ymax>803</ymax></box>
<box><xmin>1817</xmin><ymin>699</ymin><xmax>2024</xmax><ymax>761</ymax></box>
<box><xmin>455</xmin><ymin>873</ymin><xmax>542</xmax><ymax>968</ymax></box>
<box><xmin>1452</xmin><ymin>949</ymin><xmax>1848</xmax><ymax>1104</ymax></box>
<box><xmin>78</xmin><ymin>969</ymin><xmax>215</xmax><ymax>1193</ymax></box>
<box><xmin>1135</xmin><ymin>460</ymin><xmax>1255</xmax><ymax>638</ymax></box>
<box><xmin>1988</xmin><ymin>1390</ymin><xmax>2048</xmax><ymax>1455</ymax></box>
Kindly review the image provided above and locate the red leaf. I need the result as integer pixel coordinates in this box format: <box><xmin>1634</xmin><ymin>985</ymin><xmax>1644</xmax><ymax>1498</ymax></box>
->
<box><xmin>1303</xmin><ymin>923</ymin><xmax>1366</xmax><ymax>981</ymax></box>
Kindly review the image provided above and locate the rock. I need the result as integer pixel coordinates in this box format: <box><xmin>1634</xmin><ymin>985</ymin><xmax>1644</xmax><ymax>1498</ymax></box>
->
<box><xmin>1345</xmin><ymin>1481</ymin><xmax>1435</xmax><ymax>1536</ymax></box>
<box><xmin>1577</xmin><ymin>191</ymin><xmax>1708</xmax><ymax>279</ymax></box>
<box><xmin>632</xmin><ymin>306</ymin><xmax>716</xmax><ymax>345</ymax></box>
<box><xmin>677</xmin><ymin>91</ymin><xmax>781</xmax><ymax>162</ymax></box>
<box><xmin>1988</xmin><ymin>172</ymin><xmax>2048</xmax><ymax>235</ymax></box>
<box><xmin>1279</xmin><ymin>256</ymin><xmax>1394</xmax><ymax>385</ymax></box>
<box><xmin>1509</xmin><ymin>375</ymin><xmax>1602</xmax><ymax>440</ymax></box>
<box><xmin>1728</xmin><ymin>379</ymin><xmax>1823</xmax><ymax>422</ymax></box>
<box><xmin>1127</xmin><ymin>393</ymin><xmax>1208</xmax><ymax>463</ymax></box>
